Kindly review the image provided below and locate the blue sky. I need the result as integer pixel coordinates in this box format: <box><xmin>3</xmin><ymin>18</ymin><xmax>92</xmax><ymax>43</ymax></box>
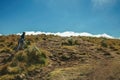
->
<box><xmin>0</xmin><ymin>0</ymin><xmax>120</xmax><ymax>37</ymax></box>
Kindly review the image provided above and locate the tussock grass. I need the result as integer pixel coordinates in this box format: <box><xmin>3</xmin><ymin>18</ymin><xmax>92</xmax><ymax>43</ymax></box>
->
<box><xmin>0</xmin><ymin>34</ymin><xmax>120</xmax><ymax>80</ymax></box>
<box><xmin>0</xmin><ymin>44</ymin><xmax>49</xmax><ymax>79</ymax></box>
<box><xmin>48</xmin><ymin>64</ymin><xmax>93</xmax><ymax>80</ymax></box>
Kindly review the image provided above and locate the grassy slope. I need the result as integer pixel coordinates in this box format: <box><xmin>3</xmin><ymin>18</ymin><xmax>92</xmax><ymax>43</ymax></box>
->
<box><xmin>0</xmin><ymin>34</ymin><xmax>120</xmax><ymax>80</ymax></box>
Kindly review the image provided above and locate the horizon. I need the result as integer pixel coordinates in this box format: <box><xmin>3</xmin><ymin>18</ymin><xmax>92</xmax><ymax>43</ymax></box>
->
<box><xmin>0</xmin><ymin>0</ymin><xmax>120</xmax><ymax>37</ymax></box>
<box><xmin>0</xmin><ymin>31</ymin><xmax>118</xmax><ymax>39</ymax></box>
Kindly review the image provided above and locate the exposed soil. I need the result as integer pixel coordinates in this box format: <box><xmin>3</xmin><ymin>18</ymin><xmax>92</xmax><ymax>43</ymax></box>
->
<box><xmin>0</xmin><ymin>35</ymin><xmax>120</xmax><ymax>80</ymax></box>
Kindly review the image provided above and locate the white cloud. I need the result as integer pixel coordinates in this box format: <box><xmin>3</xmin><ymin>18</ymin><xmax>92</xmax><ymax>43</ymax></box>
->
<box><xmin>0</xmin><ymin>31</ymin><xmax>115</xmax><ymax>39</ymax></box>
<box><xmin>16</xmin><ymin>31</ymin><xmax>114</xmax><ymax>39</ymax></box>
<box><xmin>92</xmin><ymin>0</ymin><xmax>116</xmax><ymax>7</ymax></box>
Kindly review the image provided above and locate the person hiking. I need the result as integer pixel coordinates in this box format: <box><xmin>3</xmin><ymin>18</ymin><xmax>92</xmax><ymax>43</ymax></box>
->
<box><xmin>16</xmin><ymin>32</ymin><xmax>26</xmax><ymax>51</ymax></box>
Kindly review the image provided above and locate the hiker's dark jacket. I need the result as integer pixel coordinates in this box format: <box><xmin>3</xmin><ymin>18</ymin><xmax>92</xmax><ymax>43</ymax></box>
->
<box><xmin>21</xmin><ymin>33</ymin><xmax>25</xmax><ymax>40</ymax></box>
<box><xmin>19</xmin><ymin>33</ymin><xmax>25</xmax><ymax>44</ymax></box>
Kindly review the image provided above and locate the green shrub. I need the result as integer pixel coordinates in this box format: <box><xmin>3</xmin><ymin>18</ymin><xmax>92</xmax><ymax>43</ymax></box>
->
<box><xmin>67</xmin><ymin>38</ymin><xmax>74</xmax><ymax>45</ymax></box>
<box><xmin>62</xmin><ymin>38</ymin><xmax>76</xmax><ymax>46</ymax></box>
<box><xmin>26</xmin><ymin>46</ymin><xmax>48</xmax><ymax>65</ymax></box>
<box><xmin>101</xmin><ymin>40</ymin><xmax>108</xmax><ymax>47</ymax></box>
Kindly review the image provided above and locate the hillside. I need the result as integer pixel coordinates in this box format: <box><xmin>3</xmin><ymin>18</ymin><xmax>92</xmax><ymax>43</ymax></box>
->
<box><xmin>0</xmin><ymin>34</ymin><xmax>120</xmax><ymax>80</ymax></box>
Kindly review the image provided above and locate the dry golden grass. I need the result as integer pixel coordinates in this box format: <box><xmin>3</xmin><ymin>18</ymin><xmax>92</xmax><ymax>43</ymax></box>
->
<box><xmin>48</xmin><ymin>64</ymin><xmax>93</xmax><ymax>80</ymax></box>
<box><xmin>0</xmin><ymin>34</ymin><xmax>120</xmax><ymax>80</ymax></box>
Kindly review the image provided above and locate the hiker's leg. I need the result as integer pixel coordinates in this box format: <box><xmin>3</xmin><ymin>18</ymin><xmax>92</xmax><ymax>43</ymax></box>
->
<box><xmin>21</xmin><ymin>43</ymin><xmax>24</xmax><ymax>49</ymax></box>
<box><xmin>22</xmin><ymin>41</ymin><xmax>25</xmax><ymax>49</ymax></box>
<box><xmin>16</xmin><ymin>42</ymin><xmax>21</xmax><ymax>51</ymax></box>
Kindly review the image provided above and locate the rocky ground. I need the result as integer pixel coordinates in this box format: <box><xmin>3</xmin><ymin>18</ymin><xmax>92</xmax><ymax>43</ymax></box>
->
<box><xmin>0</xmin><ymin>34</ymin><xmax>120</xmax><ymax>80</ymax></box>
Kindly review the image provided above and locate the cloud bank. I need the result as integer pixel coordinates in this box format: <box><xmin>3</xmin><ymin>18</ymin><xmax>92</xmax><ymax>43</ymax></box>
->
<box><xmin>16</xmin><ymin>31</ymin><xmax>114</xmax><ymax>39</ymax></box>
